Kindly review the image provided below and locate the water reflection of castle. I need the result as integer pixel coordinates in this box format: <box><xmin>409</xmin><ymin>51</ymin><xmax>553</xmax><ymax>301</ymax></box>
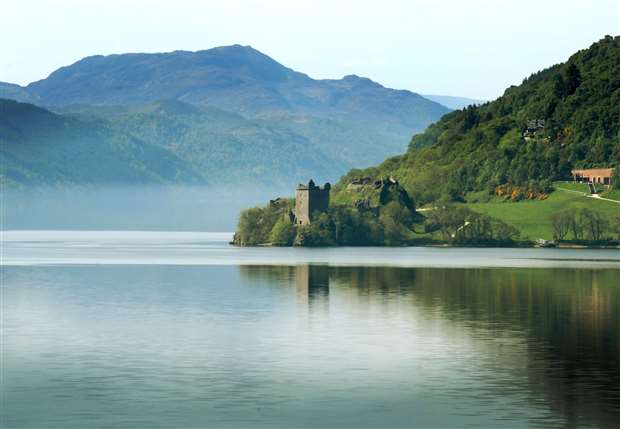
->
<box><xmin>295</xmin><ymin>265</ymin><xmax>329</xmax><ymax>311</ymax></box>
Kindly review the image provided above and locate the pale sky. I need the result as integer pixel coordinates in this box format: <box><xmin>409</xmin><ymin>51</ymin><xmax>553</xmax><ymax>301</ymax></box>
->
<box><xmin>1</xmin><ymin>0</ymin><xmax>618</xmax><ymax>99</ymax></box>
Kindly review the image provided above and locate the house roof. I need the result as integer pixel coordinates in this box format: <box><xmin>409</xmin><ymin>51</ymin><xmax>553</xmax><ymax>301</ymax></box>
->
<box><xmin>571</xmin><ymin>168</ymin><xmax>614</xmax><ymax>176</ymax></box>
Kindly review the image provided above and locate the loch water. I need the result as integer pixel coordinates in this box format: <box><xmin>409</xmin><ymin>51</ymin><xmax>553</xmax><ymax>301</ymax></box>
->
<box><xmin>2</xmin><ymin>232</ymin><xmax>620</xmax><ymax>428</ymax></box>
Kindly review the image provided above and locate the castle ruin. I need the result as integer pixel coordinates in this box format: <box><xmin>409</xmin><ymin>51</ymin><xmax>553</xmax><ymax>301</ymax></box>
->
<box><xmin>294</xmin><ymin>180</ymin><xmax>331</xmax><ymax>225</ymax></box>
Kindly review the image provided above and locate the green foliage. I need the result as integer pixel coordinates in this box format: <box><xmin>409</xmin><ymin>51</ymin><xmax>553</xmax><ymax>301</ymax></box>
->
<box><xmin>425</xmin><ymin>205</ymin><xmax>519</xmax><ymax>245</ymax></box>
<box><xmin>550</xmin><ymin>208</ymin><xmax>615</xmax><ymax>242</ymax></box>
<box><xmin>550</xmin><ymin>210</ymin><xmax>573</xmax><ymax>240</ymax></box>
<box><xmin>294</xmin><ymin>213</ymin><xmax>337</xmax><ymax>246</ymax></box>
<box><xmin>289</xmin><ymin>199</ymin><xmax>421</xmax><ymax>246</ymax></box>
<box><xmin>614</xmin><ymin>214</ymin><xmax>620</xmax><ymax>240</ymax></box>
<box><xmin>234</xmin><ymin>199</ymin><xmax>294</xmax><ymax>246</ymax></box>
<box><xmin>233</xmin><ymin>37</ymin><xmax>620</xmax><ymax>247</ymax></box>
<box><xmin>234</xmin><ymin>185</ymin><xmax>618</xmax><ymax>247</ymax></box>
<box><xmin>580</xmin><ymin>209</ymin><xmax>610</xmax><ymax>241</ymax></box>
<box><xmin>1</xmin><ymin>96</ymin><xmax>444</xmax><ymax>188</ymax></box>
<box><xmin>330</xmin><ymin>206</ymin><xmax>373</xmax><ymax>246</ymax></box>
<box><xmin>555</xmin><ymin>182</ymin><xmax>589</xmax><ymax>193</ymax></box>
<box><xmin>331</xmin><ymin>36</ymin><xmax>620</xmax><ymax>205</ymax></box>
<box><xmin>379</xmin><ymin>182</ymin><xmax>415</xmax><ymax>210</ymax></box>
<box><xmin>468</xmin><ymin>189</ymin><xmax>619</xmax><ymax>241</ymax></box>
<box><xmin>234</xmin><ymin>183</ymin><xmax>425</xmax><ymax>246</ymax></box>
<box><xmin>378</xmin><ymin>202</ymin><xmax>414</xmax><ymax>245</ymax></box>
<box><xmin>269</xmin><ymin>218</ymin><xmax>297</xmax><ymax>246</ymax></box>
<box><xmin>0</xmin><ymin>99</ymin><xmax>201</xmax><ymax>187</ymax></box>
<box><xmin>601</xmin><ymin>189</ymin><xmax>620</xmax><ymax>202</ymax></box>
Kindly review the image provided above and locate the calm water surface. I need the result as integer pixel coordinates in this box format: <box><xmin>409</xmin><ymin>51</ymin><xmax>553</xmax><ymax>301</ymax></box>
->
<box><xmin>2</xmin><ymin>232</ymin><xmax>620</xmax><ymax>428</ymax></box>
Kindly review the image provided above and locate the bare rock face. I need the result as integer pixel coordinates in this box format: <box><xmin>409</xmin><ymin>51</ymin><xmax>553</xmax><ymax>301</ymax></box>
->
<box><xmin>354</xmin><ymin>198</ymin><xmax>371</xmax><ymax>210</ymax></box>
<box><xmin>347</xmin><ymin>176</ymin><xmax>416</xmax><ymax>214</ymax></box>
<box><xmin>350</xmin><ymin>176</ymin><xmax>372</xmax><ymax>185</ymax></box>
<box><xmin>377</xmin><ymin>177</ymin><xmax>415</xmax><ymax>211</ymax></box>
<box><xmin>347</xmin><ymin>176</ymin><xmax>373</xmax><ymax>190</ymax></box>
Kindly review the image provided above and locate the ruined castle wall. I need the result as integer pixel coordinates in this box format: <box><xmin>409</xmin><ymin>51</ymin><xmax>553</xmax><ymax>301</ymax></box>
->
<box><xmin>295</xmin><ymin>189</ymin><xmax>311</xmax><ymax>225</ymax></box>
<box><xmin>294</xmin><ymin>185</ymin><xmax>330</xmax><ymax>225</ymax></box>
<box><xmin>308</xmin><ymin>188</ymin><xmax>329</xmax><ymax>216</ymax></box>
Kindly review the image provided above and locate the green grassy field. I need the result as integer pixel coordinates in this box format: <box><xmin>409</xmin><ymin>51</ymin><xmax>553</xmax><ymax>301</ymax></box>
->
<box><xmin>466</xmin><ymin>190</ymin><xmax>620</xmax><ymax>240</ymax></box>
<box><xmin>554</xmin><ymin>182</ymin><xmax>590</xmax><ymax>193</ymax></box>
<box><xmin>601</xmin><ymin>189</ymin><xmax>620</xmax><ymax>202</ymax></box>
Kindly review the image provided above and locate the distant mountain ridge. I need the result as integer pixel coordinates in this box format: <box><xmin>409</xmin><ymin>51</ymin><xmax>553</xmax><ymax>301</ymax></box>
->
<box><xmin>0</xmin><ymin>45</ymin><xmax>447</xmax><ymax>130</ymax></box>
<box><xmin>1</xmin><ymin>98</ymin><xmax>353</xmax><ymax>187</ymax></box>
<box><xmin>0</xmin><ymin>98</ymin><xmax>202</xmax><ymax>185</ymax></box>
<box><xmin>0</xmin><ymin>45</ymin><xmax>453</xmax><ymax>187</ymax></box>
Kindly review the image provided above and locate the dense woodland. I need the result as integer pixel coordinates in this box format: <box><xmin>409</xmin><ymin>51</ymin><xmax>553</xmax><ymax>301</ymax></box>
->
<box><xmin>333</xmin><ymin>36</ymin><xmax>620</xmax><ymax>205</ymax></box>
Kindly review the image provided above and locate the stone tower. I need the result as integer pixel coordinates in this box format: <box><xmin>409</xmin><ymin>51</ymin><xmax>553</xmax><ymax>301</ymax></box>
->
<box><xmin>294</xmin><ymin>180</ymin><xmax>331</xmax><ymax>225</ymax></box>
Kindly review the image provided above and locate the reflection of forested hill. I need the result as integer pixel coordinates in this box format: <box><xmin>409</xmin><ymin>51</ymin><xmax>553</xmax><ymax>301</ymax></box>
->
<box><xmin>240</xmin><ymin>265</ymin><xmax>620</xmax><ymax>428</ymax></box>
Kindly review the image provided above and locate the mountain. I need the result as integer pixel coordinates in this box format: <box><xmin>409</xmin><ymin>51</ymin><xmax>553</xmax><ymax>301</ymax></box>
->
<box><xmin>333</xmin><ymin>36</ymin><xmax>620</xmax><ymax>205</ymax></box>
<box><xmin>1</xmin><ymin>45</ymin><xmax>448</xmax><ymax>132</ymax></box>
<box><xmin>0</xmin><ymin>99</ymin><xmax>353</xmax><ymax>187</ymax></box>
<box><xmin>422</xmin><ymin>94</ymin><xmax>486</xmax><ymax>110</ymax></box>
<box><xmin>54</xmin><ymin>99</ymin><xmax>433</xmax><ymax>184</ymax></box>
<box><xmin>0</xmin><ymin>45</ymin><xmax>450</xmax><ymax>187</ymax></box>
<box><xmin>0</xmin><ymin>99</ymin><xmax>202</xmax><ymax>186</ymax></box>
<box><xmin>0</xmin><ymin>82</ymin><xmax>40</xmax><ymax>104</ymax></box>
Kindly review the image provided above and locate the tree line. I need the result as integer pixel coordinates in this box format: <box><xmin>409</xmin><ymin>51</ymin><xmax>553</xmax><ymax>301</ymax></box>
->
<box><xmin>551</xmin><ymin>208</ymin><xmax>620</xmax><ymax>242</ymax></box>
<box><xmin>234</xmin><ymin>196</ymin><xmax>521</xmax><ymax>247</ymax></box>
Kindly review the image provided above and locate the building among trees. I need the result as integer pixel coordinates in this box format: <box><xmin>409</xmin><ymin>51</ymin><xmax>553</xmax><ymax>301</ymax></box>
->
<box><xmin>571</xmin><ymin>168</ymin><xmax>615</xmax><ymax>185</ymax></box>
<box><xmin>294</xmin><ymin>180</ymin><xmax>331</xmax><ymax>225</ymax></box>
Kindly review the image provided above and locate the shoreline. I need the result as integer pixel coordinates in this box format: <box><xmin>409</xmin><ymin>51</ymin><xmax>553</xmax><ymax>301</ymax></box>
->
<box><xmin>232</xmin><ymin>241</ymin><xmax>620</xmax><ymax>250</ymax></box>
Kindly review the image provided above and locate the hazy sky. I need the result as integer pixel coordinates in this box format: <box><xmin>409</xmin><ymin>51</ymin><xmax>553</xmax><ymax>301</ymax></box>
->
<box><xmin>1</xmin><ymin>0</ymin><xmax>618</xmax><ymax>99</ymax></box>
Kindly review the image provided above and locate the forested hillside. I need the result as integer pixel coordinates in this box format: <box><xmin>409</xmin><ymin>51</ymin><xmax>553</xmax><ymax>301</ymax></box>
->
<box><xmin>0</xmin><ymin>45</ymin><xmax>451</xmax><ymax>188</ymax></box>
<box><xmin>335</xmin><ymin>36</ymin><xmax>620</xmax><ymax>205</ymax></box>
<box><xmin>59</xmin><ymin>100</ymin><xmax>425</xmax><ymax>185</ymax></box>
<box><xmin>0</xmin><ymin>99</ymin><xmax>201</xmax><ymax>186</ymax></box>
<box><xmin>0</xmin><ymin>98</ymin><xmax>429</xmax><ymax>187</ymax></box>
<box><xmin>0</xmin><ymin>99</ymin><xmax>351</xmax><ymax>187</ymax></box>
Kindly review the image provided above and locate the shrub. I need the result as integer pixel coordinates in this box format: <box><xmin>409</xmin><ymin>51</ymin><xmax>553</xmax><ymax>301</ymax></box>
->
<box><xmin>551</xmin><ymin>210</ymin><xmax>572</xmax><ymax>241</ymax></box>
<box><xmin>425</xmin><ymin>205</ymin><xmax>519</xmax><ymax>244</ymax></box>
<box><xmin>234</xmin><ymin>199</ymin><xmax>294</xmax><ymax>245</ymax></box>
<box><xmin>294</xmin><ymin>213</ymin><xmax>336</xmax><ymax>246</ymax></box>
<box><xmin>269</xmin><ymin>218</ymin><xmax>297</xmax><ymax>246</ymax></box>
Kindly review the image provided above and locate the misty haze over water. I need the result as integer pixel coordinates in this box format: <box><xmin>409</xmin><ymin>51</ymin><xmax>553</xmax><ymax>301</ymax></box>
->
<box><xmin>3</xmin><ymin>186</ymin><xmax>289</xmax><ymax>231</ymax></box>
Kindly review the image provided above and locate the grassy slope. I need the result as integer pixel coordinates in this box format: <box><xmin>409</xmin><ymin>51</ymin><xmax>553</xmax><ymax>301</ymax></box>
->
<box><xmin>554</xmin><ymin>182</ymin><xmax>590</xmax><ymax>193</ymax></box>
<box><xmin>466</xmin><ymin>190</ymin><xmax>619</xmax><ymax>240</ymax></box>
<box><xmin>601</xmin><ymin>189</ymin><xmax>620</xmax><ymax>201</ymax></box>
<box><xmin>555</xmin><ymin>181</ymin><xmax>620</xmax><ymax>202</ymax></box>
